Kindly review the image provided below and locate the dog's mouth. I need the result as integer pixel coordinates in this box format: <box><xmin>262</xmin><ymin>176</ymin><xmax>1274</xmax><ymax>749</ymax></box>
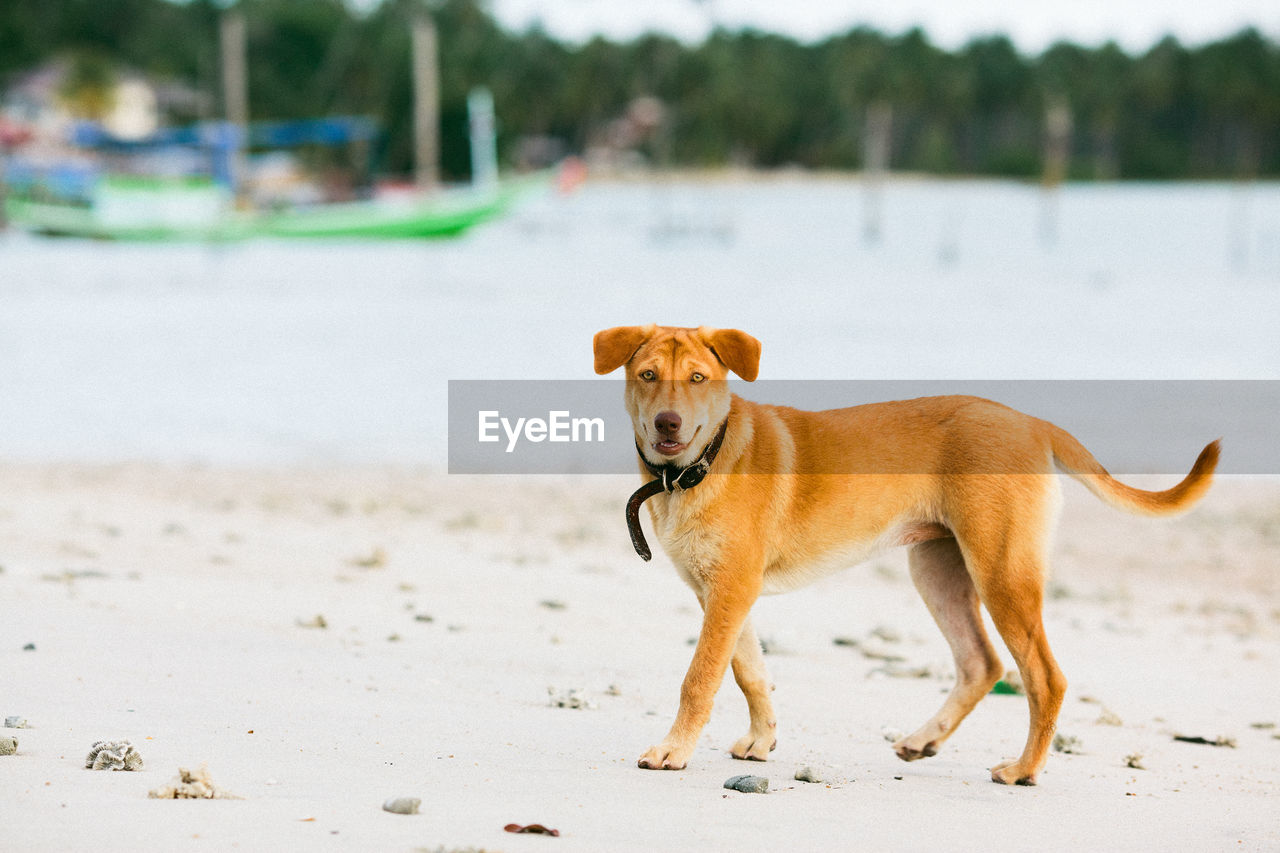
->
<box><xmin>649</xmin><ymin>424</ymin><xmax>700</xmax><ymax>459</ymax></box>
<box><xmin>652</xmin><ymin>439</ymin><xmax>688</xmax><ymax>457</ymax></box>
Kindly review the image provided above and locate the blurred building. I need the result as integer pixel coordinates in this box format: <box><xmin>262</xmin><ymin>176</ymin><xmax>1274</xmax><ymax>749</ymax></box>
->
<box><xmin>2</xmin><ymin>60</ymin><xmax>209</xmax><ymax>153</ymax></box>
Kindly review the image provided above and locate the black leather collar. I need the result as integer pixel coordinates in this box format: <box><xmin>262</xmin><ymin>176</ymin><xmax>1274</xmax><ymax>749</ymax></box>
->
<box><xmin>625</xmin><ymin>419</ymin><xmax>729</xmax><ymax>561</ymax></box>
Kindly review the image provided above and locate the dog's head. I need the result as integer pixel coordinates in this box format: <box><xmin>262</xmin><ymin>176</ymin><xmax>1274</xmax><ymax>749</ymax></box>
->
<box><xmin>593</xmin><ymin>324</ymin><xmax>760</xmax><ymax>468</ymax></box>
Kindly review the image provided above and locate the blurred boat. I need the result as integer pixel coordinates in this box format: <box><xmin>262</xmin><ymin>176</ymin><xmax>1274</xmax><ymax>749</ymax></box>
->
<box><xmin>3</xmin><ymin>172</ymin><xmax>535</xmax><ymax>242</ymax></box>
<box><xmin>254</xmin><ymin>182</ymin><xmax>521</xmax><ymax>240</ymax></box>
<box><xmin>5</xmin><ymin>174</ymin><xmax>236</xmax><ymax>241</ymax></box>
<box><xmin>3</xmin><ymin>93</ymin><xmax>538</xmax><ymax>241</ymax></box>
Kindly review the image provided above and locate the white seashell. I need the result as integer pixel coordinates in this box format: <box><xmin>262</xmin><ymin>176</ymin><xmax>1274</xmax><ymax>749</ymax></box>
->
<box><xmin>85</xmin><ymin>740</ymin><xmax>143</xmax><ymax>771</ymax></box>
<box><xmin>148</xmin><ymin>765</ymin><xmax>240</xmax><ymax>799</ymax></box>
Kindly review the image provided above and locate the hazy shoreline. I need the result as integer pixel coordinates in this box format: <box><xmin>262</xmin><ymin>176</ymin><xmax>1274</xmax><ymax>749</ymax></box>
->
<box><xmin>582</xmin><ymin>167</ymin><xmax>1280</xmax><ymax>186</ymax></box>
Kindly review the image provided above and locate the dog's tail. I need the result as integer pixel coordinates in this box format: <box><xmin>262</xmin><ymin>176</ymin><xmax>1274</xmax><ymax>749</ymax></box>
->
<box><xmin>1049</xmin><ymin>425</ymin><xmax>1220</xmax><ymax>517</ymax></box>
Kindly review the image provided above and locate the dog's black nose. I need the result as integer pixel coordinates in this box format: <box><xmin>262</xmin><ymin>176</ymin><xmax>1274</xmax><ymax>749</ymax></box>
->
<box><xmin>654</xmin><ymin>410</ymin><xmax>682</xmax><ymax>436</ymax></box>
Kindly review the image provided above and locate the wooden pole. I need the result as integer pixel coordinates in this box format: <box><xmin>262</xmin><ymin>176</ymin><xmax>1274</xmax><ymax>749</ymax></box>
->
<box><xmin>467</xmin><ymin>88</ymin><xmax>498</xmax><ymax>194</ymax></box>
<box><xmin>1042</xmin><ymin>97</ymin><xmax>1072</xmax><ymax>189</ymax></box>
<box><xmin>1040</xmin><ymin>96</ymin><xmax>1072</xmax><ymax>246</ymax></box>
<box><xmin>862</xmin><ymin>100</ymin><xmax>891</xmax><ymax>245</ymax></box>
<box><xmin>0</xmin><ymin>152</ymin><xmax>8</xmax><ymax>230</ymax></box>
<box><xmin>219</xmin><ymin>9</ymin><xmax>249</xmax><ymax>195</ymax></box>
<box><xmin>411</xmin><ymin>9</ymin><xmax>440</xmax><ymax>192</ymax></box>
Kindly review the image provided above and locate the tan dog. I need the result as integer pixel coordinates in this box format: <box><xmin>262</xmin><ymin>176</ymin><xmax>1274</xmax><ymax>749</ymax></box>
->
<box><xmin>593</xmin><ymin>323</ymin><xmax>1219</xmax><ymax>785</ymax></box>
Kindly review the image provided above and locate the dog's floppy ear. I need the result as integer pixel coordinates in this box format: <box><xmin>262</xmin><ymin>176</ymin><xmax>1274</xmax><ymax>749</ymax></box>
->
<box><xmin>593</xmin><ymin>325</ymin><xmax>653</xmax><ymax>375</ymax></box>
<box><xmin>700</xmin><ymin>327</ymin><xmax>761</xmax><ymax>381</ymax></box>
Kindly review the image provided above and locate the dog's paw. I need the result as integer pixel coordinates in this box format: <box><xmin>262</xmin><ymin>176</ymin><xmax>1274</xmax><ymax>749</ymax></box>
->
<box><xmin>892</xmin><ymin>736</ymin><xmax>938</xmax><ymax>762</ymax></box>
<box><xmin>637</xmin><ymin>742</ymin><xmax>692</xmax><ymax>771</ymax></box>
<box><xmin>990</xmin><ymin>759</ymin><xmax>1038</xmax><ymax>786</ymax></box>
<box><xmin>730</xmin><ymin>731</ymin><xmax>776</xmax><ymax>762</ymax></box>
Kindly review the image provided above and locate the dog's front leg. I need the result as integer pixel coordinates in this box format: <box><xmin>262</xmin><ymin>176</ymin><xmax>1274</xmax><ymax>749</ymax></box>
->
<box><xmin>728</xmin><ymin>615</ymin><xmax>777</xmax><ymax>761</ymax></box>
<box><xmin>639</xmin><ymin>564</ymin><xmax>762</xmax><ymax>770</ymax></box>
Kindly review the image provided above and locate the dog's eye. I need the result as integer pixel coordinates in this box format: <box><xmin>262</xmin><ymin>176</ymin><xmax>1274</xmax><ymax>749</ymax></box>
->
<box><xmin>640</xmin><ymin>370</ymin><xmax>656</xmax><ymax>381</ymax></box>
<box><xmin>691</xmin><ymin>373</ymin><xmax>705</xmax><ymax>383</ymax></box>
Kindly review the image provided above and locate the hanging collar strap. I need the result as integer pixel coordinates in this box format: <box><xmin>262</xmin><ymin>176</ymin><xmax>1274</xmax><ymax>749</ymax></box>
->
<box><xmin>625</xmin><ymin>419</ymin><xmax>729</xmax><ymax>561</ymax></box>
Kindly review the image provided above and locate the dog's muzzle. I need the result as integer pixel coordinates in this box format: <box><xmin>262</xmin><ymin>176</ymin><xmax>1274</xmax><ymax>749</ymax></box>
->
<box><xmin>625</xmin><ymin>420</ymin><xmax>729</xmax><ymax>561</ymax></box>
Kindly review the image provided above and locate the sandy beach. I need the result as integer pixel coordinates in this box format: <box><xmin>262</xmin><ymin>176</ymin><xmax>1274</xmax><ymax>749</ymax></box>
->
<box><xmin>2</xmin><ymin>462</ymin><xmax>1277</xmax><ymax>851</ymax></box>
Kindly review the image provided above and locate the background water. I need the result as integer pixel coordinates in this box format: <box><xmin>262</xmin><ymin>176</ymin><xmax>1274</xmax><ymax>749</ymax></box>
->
<box><xmin>1</xmin><ymin>178</ymin><xmax>1277</xmax><ymax>464</ymax></box>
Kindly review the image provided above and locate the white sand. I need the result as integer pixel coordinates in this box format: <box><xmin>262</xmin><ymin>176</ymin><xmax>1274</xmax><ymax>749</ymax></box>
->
<box><xmin>2</xmin><ymin>464</ymin><xmax>1278</xmax><ymax>851</ymax></box>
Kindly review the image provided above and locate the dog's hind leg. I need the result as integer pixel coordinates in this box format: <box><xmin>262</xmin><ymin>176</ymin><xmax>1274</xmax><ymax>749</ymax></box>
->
<box><xmin>894</xmin><ymin>537</ymin><xmax>1004</xmax><ymax>763</ymax></box>
<box><xmin>728</xmin><ymin>614</ymin><xmax>777</xmax><ymax>761</ymax></box>
<box><xmin>960</xmin><ymin>506</ymin><xmax>1067</xmax><ymax>786</ymax></box>
<box><xmin>981</xmin><ymin>588</ymin><xmax>1065</xmax><ymax>785</ymax></box>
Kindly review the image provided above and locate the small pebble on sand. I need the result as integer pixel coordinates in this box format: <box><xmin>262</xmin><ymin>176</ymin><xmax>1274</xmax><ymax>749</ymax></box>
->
<box><xmin>1096</xmin><ymin>708</ymin><xmax>1124</xmax><ymax>727</ymax></box>
<box><xmin>794</xmin><ymin>765</ymin><xmax>826</xmax><ymax>783</ymax></box>
<box><xmin>382</xmin><ymin>797</ymin><xmax>421</xmax><ymax>815</ymax></box>
<box><xmin>349</xmin><ymin>547</ymin><xmax>387</xmax><ymax>569</ymax></box>
<box><xmin>870</xmin><ymin>625</ymin><xmax>902</xmax><ymax>643</ymax></box>
<box><xmin>548</xmin><ymin>687</ymin><xmax>596</xmax><ymax>709</ymax></box>
<box><xmin>724</xmin><ymin>775</ymin><xmax>769</xmax><ymax>794</ymax></box>
<box><xmin>0</xmin><ymin>736</ymin><xmax>17</xmax><ymax>755</ymax></box>
<box><xmin>1052</xmin><ymin>733</ymin><xmax>1083</xmax><ymax>754</ymax></box>
<box><xmin>4</xmin><ymin>716</ymin><xmax>28</xmax><ymax>729</ymax></box>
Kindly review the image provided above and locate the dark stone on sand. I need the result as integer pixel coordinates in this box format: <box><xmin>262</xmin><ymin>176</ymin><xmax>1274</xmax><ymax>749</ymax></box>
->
<box><xmin>724</xmin><ymin>774</ymin><xmax>768</xmax><ymax>794</ymax></box>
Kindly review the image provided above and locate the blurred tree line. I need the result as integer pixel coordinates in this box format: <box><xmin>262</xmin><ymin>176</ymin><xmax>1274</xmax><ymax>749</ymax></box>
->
<box><xmin>2</xmin><ymin>0</ymin><xmax>1277</xmax><ymax>180</ymax></box>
